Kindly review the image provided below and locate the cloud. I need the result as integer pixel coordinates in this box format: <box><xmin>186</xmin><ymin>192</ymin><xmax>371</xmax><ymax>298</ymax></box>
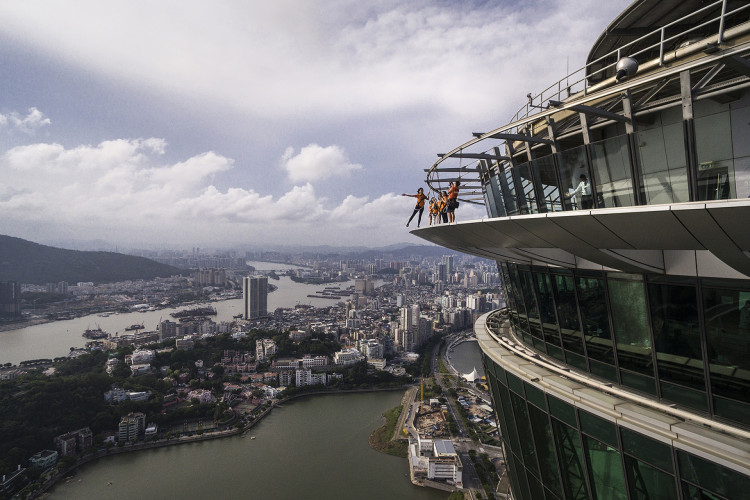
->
<box><xmin>281</xmin><ymin>144</ymin><xmax>363</xmax><ymax>183</ymax></box>
<box><xmin>0</xmin><ymin>107</ymin><xmax>51</xmax><ymax>134</ymax></box>
<box><xmin>0</xmin><ymin>137</ymin><xmax>420</xmax><ymax>246</ymax></box>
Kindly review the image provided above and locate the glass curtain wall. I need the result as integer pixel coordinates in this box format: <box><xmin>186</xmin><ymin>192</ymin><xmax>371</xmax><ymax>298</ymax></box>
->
<box><xmin>590</xmin><ymin>134</ymin><xmax>635</xmax><ymax>208</ymax></box>
<box><xmin>636</xmin><ymin>107</ymin><xmax>689</xmax><ymax>204</ymax></box>
<box><xmin>559</xmin><ymin>146</ymin><xmax>592</xmax><ymax>210</ymax></box>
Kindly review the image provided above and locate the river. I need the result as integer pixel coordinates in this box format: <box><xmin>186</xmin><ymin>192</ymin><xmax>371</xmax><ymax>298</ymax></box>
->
<box><xmin>47</xmin><ymin>391</ymin><xmax>447</xmax><ymax>500</ymax></box>
<box><xmin>0</xmin><ymin>264</ymin><xmax>383</xmax><ymax>365</ymax></box>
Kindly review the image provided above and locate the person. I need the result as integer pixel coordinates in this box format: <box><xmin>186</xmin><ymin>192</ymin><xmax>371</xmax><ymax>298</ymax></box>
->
<box><xmin>440</xmin><ymin>191</ymin><xmax>449</xmax><ymax>224</ymax></box>
<box><xmin>428</xmin><ymin>197</ymin><xmax>439</xmax><ymax>226</ymax></box>
<box><xmin>565</xmin><ymin>174</ymin><xmax>593</xmax><ymax>209</ymax></box>
<box><xmin>447</xmin><ymin>180</ymin><xmax>461</xmax><ymax>222</ymax></box>
<box><xmin>402</xmin><ymin>187</ymin><xmax>428</xmax><ymax>227</ymax></box>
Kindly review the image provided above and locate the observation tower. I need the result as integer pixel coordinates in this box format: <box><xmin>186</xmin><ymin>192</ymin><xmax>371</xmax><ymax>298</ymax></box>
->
<box><xmin>414</xmin><ymin>1</ymin><xmax>750</xmax><ymax>498</ymax></box>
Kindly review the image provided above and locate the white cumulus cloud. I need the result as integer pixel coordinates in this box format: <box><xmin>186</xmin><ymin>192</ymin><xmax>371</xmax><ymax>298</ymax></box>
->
<box><xmin>281</xmin><ymin>144</ymin><xmax>363</xmax><ymax>183</ymax></box>
<box><xmin>0</xmin><ymin>107</ymin><xmax>51</xmax><ymax>134</ymax></box>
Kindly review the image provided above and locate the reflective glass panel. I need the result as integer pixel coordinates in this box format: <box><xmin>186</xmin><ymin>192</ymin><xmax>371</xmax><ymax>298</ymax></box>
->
<box><xmin>583</xmin><ymin>434</ymin><xmax>627</xmax><ymax>500</ymax></box>
<box><xmin>483</xmin><ymin>176</ymin><xmax>500</xmax><ymax>218</ymax></box>
<box><xmin>552</xmin><ymin>419</ymin><xmax>590</xmax><ymax>500</ymax></box>
<box><xmin>515</xmin><ymin>161</ymin><xmax>539</xmax><ymax>214</ymax></box>
<box><xmin>591</xmin><ymin>134</ymin><xmax>635</xmax><ymax>208</ymax></box>
<box><xmin>520</xmin><ymin>269</ymin><xmax>543</xmax><ymax>341</ymax></box>
<box><xmin>501</xmin><ymin>165</ymin><xmax>522</xmax><ymax>215</ymax></box>
<box><xmin>577</xmin><ymin>276</ymin><xmax>615</xmax><ymax>366</ymax></box>
<box><xmin>637</xmin><ymin>108</ymin><xmax>689</xmax><ymax>204</ymax></box>
<box><xmin>489</xmin><ymin>171</ymin><xmax>508</xmax><ymax>217</ymax></box>
<box><xmin>702</xmin><ymin>286</ymin><xmax>750</xmax><ymax>414</ymax></box>
<box><xmin>533</xmin><ymin>155</ymin><xmax>563</xmax><ymax>212</ymax></box>
<box><xmin>552</xmin><ymin>274</ymin><xmax>586</xmax><ymax>356</ymax></box>
<box><xmin>695</xmin><ymin>105</ymin><xmax>735</xmax><ymax>201</ymax></box>
<box><xmin>678</xmin><ymin>450</ymin><xmax>750</xmax><ymax>500</ymax></box>
<box><xmin>609</xmin><ymin>278</ymin><xmax>654</xmax><ymax>379</ymax></box>
<box><xmin>534</xmin><ymin>272</ymin><xmax>561</xmax><ymax>346</ymax></box>
<box><xmin>648</xmin><ymin>282</ymin><xmax>707</xmax><ymax>410</ymax></box>
<box><xmin>510</xmin><ymin>390</ymin><xmax>539</xmax><ymax>474</ymax></box>
<box><xmin>528</xmin><ymin>403</ymin><xmax>563</xmax><ymax>498</ymax></box>
<box><xmin>624</xmin><ymin>455</ymin><xmax>677</xmax><ymax>500</ymax></box>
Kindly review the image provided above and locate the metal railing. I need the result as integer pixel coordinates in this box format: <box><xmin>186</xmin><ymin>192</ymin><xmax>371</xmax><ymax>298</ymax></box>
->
<box><xmin>511</xmin><ymin>0</ymin><xmax>748</xmax><ymax>123</ymax></box>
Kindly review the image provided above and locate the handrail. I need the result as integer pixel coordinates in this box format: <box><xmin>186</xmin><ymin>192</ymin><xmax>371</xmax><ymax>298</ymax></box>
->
<box><xmin>511</xmin><ymin>0</ymin><xmax>746</xmax><ymax>122</ymax></box>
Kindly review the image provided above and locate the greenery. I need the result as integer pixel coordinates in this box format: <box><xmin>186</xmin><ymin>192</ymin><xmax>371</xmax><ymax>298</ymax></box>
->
<box><xmin>368</xmin><ymin>405</ymin><xmax>408</xmax><ymax>457</ymax></box>
<box><xmin>0</xmin><ymin>234</ymin><xmax>182</xmax><ymax>284</ymax></box>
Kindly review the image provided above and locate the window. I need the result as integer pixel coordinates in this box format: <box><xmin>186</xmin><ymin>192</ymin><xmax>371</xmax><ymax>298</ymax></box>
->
<box><xmin>590</xmin><ymin>134</ymin><xmax>635</xmax><ymax>208</ymax></box>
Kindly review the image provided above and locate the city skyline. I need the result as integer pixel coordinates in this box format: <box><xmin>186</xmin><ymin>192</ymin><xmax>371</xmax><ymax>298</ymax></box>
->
<box><xmin>0</xmin><ymin>0</ymin><xmax>629</xmax><ymax>249</ymax></box>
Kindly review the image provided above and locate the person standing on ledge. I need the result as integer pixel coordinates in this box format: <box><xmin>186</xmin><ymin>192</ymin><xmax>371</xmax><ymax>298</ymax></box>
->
<box><xmin>447</xmin><ymin>180</ymin><xmax>460</xmax><ymax>222</ymax></box>
<box><xmin>402</xmin><ymin>187</ymin><xmax>428</xmax><ymax>227</ymax></box>
<box><xmin>428</xmin><ymin>197</ymin><xmax>439</xmax><ymax>226</ymax></box>
<box><xmin>440</xmin><ymin>191</ymin><xmax>449</xmax><ymax>224</ymax></box>
<box><xmin>565</xmin><ymin>174</ymin><xmax>593</xmax><ymax>209</ymax></box>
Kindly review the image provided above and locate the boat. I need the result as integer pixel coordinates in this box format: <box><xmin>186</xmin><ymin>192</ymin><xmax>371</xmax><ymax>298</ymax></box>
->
<box><xmin>82</xmin><ymin>327</ymin><xmax>109</xmax><ymax>339</ymax></box>
<box><xmin>124</xmin><ymin>324</ymin><xmax>144</xmax><ymax>331</ymax></box>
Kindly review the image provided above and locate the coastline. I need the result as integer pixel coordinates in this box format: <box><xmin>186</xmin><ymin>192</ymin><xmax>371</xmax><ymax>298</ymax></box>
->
<box><xmin>32</xmin><ymin>385</ymin><xmax>412</xmax><ymax>499</ymax></box>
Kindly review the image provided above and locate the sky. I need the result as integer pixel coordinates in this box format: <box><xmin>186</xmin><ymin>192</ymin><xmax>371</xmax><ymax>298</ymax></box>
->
<box><xmin>0</xmin><ymin>0</ymin><xmax>630</xmax><ymax>251</ymax></box>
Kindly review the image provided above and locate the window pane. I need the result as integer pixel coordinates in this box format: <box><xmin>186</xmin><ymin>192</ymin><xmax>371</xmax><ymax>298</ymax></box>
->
<box><xmin>577</xmin><ymin>276</ymin><xmax>615</xmax><ymax>365</ymax></box>
<box><xmin>678</xmin><ymin>450</ymin><xmax>750</xmax><ymax>499</ymax></box>
<box><xmin>520</xmin><ymin>269</ymin><xmax>543</xmax><ymax>341</ymax></box>
<box><xmin>548</xmin><ymin>395</ymin><xmax>576</xmax><ymax>427</ymax></box>
<box><xmin>516</xmin><ymin>161</ymin><xmax>539</xmax><ymax>214</ymax></box>
<box><xmin>552</xmin><ymin>274</ymin><xmax>586</xmax><ymax>356</ymax></box>
<box><xmin>648</xmin><ymin>282</ymin><xmax>707</xmax><ymax>410</ymax></box>
<box><xmin>510</xmin><ymin>391</ymin><xmax>539</xmax><ymax>474</ymax></box>
<box><xmin>591</xmin><ymin>134</ymin><xmax>635</xmax><ymax>208</ymax></box>
<box><xmin>528</xmin><ymin>403</ymin><xmax>563</xmax><ymax>498</ymax></box>
<box><xmin>533</xmin><ymin>155</ymin><xmax>563</xmax><ymax>212</ymax></box>
<box><xmin>579</xmin><ymin>410</ymin><xmax>617</xmax><ymax>448</ymax></box>
<box><xmin>702</xmin><ymin>286</ymin><xmax>750</xmax><ymax>419</ymax></box>
<box><xmin>583</xmin><ymin>434</ymin><xmax>627</xmax><ymax>500</ymax></box>
<box><xmin>620</xmin><ymin>427</ymin><xmax>672</xmax><ymax>472</ymax></box>
<box><xmin>695</xmin><ymin>107</ymin><xmax>735</xmax><ymax>201</ymax></box>
<box><xmin>552</xmin><ymin>419</ymin><xmax>590</xmax><ymax>500</ymax></box>
<box><xmin>625</xmin><ymin>455</ymin><xmax>677</xmax><ymax>500</ymax></box>
<box><xmin>501</xmin><ymin>165</ymin><xmax>522</xmax><ymax>215</ymax></box>
<box><xmin>534</xmin><ymin>272</ymin><xmax>561</xmax><ymax>346</ymax></box>
<box><xmin>609</xmin><ymin>279</ymin><xmax>654</xmax><ymax>378</ymax></box>
<box><xmin>637</xmin><ymin>111</ymin><xmax>688</xmax><ymax>204</ymax></box>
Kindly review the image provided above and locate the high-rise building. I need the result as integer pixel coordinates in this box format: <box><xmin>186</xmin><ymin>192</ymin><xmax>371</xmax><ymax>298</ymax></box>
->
<box><xmin>243</xmin><ymin>276</ymin><xmax>268</xmax><ymax>320</ymax></box>
<box><xmin>414</xmin><ymin>1</ymin><xmax>750</xmax><ymax>498</ymax></box>
<box><xmin>0</xmin><ymin>281</ymin><xmax>21</xmax><ymax>318</ymax></box>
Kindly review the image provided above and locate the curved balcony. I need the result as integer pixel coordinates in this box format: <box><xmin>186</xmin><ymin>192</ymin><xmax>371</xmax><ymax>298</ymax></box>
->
<box><xmin>478</xmin><ymin>309</ymin><xmax>750</xmax><ymax>500</ymax></box>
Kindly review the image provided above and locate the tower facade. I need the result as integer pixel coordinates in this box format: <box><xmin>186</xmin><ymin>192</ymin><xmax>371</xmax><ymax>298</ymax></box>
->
<box><xmin>414</xmin><ymin>2</ymin><xmax>750</xmax><ymax>498</ymax></box>
<box><xmin>243</xmin><ymin>276</ymin><xmax>268</xmax><ymax>320</ymax></box>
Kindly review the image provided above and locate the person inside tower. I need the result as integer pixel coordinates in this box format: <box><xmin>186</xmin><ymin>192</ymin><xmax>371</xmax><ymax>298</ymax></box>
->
<box><xmin>565</xmin><ymin>174</ymin><xmax>593</xmax><ymax>209</ymax></box>
<box><xmin>402</xmin><ymin>187</ymin><xmax>428</xmax><ymax>227</ymax></box>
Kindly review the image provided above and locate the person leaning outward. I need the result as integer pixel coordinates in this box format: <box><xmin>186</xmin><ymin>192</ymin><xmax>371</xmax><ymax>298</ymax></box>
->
<box><xmin>447</xmin><ymin>180</ymin><xmax>460</xmax><ymax>222</ymax></box>
<box><xmin>440</xmin><ymin>191</ymin><xmax>449</xmax><ymax>224</ymax></box>
<box><xmin>428</xmin><ymin>197</ymin><xmax>439</xmax><ymax>226</ymax></box>
<box><xmin>402</xmin><ymin>187</ymin><xmax>428</xmax><ymax>227</ymax></box>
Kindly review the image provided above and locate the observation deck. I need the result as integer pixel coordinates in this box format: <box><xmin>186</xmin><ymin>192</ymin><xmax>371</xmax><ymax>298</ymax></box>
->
<box><xmin>416</xmin><ymin>0</ymin><xmax>750</xmax><ymax>281</ymax></box>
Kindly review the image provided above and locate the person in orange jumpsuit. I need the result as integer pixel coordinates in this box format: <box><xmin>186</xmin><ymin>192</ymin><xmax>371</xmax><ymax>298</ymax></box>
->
<box><xmin>428</xmin><ymin>197</ymin><xmax>439</xmax><ymax>226</ymax></box>
<box><xmin>447</xmin><ymin>180</ymin><xmax>460</xmax><ymax>223</ymax></box>
<box><xmin>440</xmin><ymin>191</ymin><xmax>449</xmax><ymax>224</ymax></box>
<box><xmin>402</xmin><ymin>187</ymin><xmax>428</xmax><ymax>227</ymax></box>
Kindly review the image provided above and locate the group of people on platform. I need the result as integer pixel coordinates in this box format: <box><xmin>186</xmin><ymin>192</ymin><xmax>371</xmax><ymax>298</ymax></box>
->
<box><xmin>402</xmin><ymin>180</ymin><xmax>460</xmax><ymax>228</ymax></box>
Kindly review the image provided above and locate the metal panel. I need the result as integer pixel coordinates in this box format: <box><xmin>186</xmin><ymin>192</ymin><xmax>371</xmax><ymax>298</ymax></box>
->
<box><xmin>592</xmin><ymin>208</ymin><xmax>703</xmax><ymax>249</ymax></box>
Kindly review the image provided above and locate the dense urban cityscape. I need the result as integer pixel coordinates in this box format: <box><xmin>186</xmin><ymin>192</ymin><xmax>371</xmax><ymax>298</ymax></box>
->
<box><xmin>0</xmin><ymin>247</ymin><xmax>506</xmax><ymax>498</ymax></box>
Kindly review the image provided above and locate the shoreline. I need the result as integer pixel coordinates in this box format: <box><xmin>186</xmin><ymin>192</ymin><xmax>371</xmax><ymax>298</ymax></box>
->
<box><xmin>32</xmin><ymin>385</ymin><xmax>412</xmax><ymax>499</ymax></box>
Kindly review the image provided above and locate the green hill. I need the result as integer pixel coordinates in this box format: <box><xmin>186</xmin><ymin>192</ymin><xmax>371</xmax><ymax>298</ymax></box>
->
<box><xmin>0</xmin><ymin>235</ymin><xmax>183</xmax><ymax>284</ymax></box>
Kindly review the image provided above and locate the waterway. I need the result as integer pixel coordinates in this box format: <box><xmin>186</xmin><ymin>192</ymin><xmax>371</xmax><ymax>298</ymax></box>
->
<box><xmin>449</xmin><ymin>339</ymin><xmax>485</xmax><ymax>379</ymax></box>
<box><xmin>0</xmin><ymin>263</ymin><xmax>382</xmax><ymax>365</ymax></box>
<box><xmin>47</xmin><ymin>391</ymin><xmax>447</xmax><ymax>500</ymax></box>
